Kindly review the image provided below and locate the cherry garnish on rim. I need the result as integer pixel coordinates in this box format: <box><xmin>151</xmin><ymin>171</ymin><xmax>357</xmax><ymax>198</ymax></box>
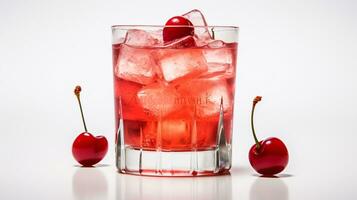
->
<box><xmin>72</xmin><ymin>86</ymin><xmax>108</xmax><ymax>167</ymax></box>
<box><xmin>248</xmin><ymin>96</ymin><xmax>289</xmax><ymax>175</ymax></box>
<box><xmin>163</xmin><ymin>16</ymin><xmax>194</xmax><ymax>42</ymax></box>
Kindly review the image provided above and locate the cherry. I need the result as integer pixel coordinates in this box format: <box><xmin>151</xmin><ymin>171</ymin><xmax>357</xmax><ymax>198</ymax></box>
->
<box><xmin>248</xmin><ymin>96</ymin><xmax>289</xmax><ymax>175</ymax></box>
<box><xmin>163</xmin><ymin>16</ymin><xmax>194</xmax><ymax>42</ymax></box>
<box><xmin>72</xmin><ymin>86</ymin><xmax>108</xmax><ymax>167</ymax></box>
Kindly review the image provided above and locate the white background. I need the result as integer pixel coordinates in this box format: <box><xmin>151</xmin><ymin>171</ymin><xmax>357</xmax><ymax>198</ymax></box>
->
<box><xmin>1</xmin><ymin>0</ymin><xmax>357</xmax><ymax>199</ymax></box>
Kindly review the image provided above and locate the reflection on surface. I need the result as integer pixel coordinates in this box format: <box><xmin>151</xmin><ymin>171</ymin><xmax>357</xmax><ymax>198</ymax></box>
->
<box><xmin>250</xmin><ymin>177</ymin><xmax>289</xmax><ymax>200</ymax></box>
<box><xmin>116</xmin><ymin>174</ymin><xmax>232</xmax><ymax>200</ymax></box>
<box><xmin>72</xmin><ymin>168</ymin><xmax>108</xmax><ymax>200</ymax></box>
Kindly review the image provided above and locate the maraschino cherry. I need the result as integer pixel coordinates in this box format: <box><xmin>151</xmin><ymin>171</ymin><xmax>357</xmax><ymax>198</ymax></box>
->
<box><xmin>72</xmin><ymin>86</ymin><xmax>108</xmax><ymax>167</ymax></box>
<box><xmin>249</xmin><ymin>96</ymin><xmax>289</xmax><ymax>175</ymax></box>
<box><xmin>163</xmin><ymin>16</ymin><xmax>194</xmax><ymax>42</ymax></box>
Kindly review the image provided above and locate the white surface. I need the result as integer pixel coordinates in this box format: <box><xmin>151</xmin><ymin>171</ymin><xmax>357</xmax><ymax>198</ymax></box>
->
<box><xmin>1</xmin><ymin>0</ymin><xmax>357</xmax><ymax>199</ymax></box>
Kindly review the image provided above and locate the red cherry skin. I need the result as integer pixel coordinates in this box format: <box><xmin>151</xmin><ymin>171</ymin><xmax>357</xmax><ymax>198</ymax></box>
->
<box><xmin>249</xmin><ymin>137</ymin><xmax>289</xmax><ymax>175</ymax></box>
<box><xmin>163</xmin><ymin>16</ymin><xmax>194</xmax><ymax>42</ymax></box>
<box><xmin>72</xmin><ymin>132</ymin><xmax>108</xmax><ymax>167</ymax></box>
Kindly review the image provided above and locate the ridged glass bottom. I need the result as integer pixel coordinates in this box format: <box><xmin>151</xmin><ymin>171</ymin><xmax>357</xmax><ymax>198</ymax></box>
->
<box><xmin>117</xmin><ymin>147</ymin><xmax>231</xmax><ymax>176</ymax></box>
<box><xmin>115</xmin><ymin>97</ymin><xmax>232</xmax><ymax>176</ymax></box>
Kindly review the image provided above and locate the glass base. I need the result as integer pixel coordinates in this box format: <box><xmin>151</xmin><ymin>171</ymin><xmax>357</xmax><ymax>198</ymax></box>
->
<box><xmin>115</xmin><ymin>96</ymin><xmax>232</xmax><ymax>177</ymax></box>
<box><xmin>116</xmin><ymin>147</ymin><xmax>231</xmax><ymax>177</ymax></box>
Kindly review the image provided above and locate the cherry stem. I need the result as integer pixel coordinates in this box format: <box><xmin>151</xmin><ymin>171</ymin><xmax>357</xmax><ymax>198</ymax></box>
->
<box><xmin>74</xmin><ymin>86</ymin><xmax>88</xmax><ymax>132</ymax></box>
<box><xmin>251</xmin><ymin>96</ymin><xmax>262</xmax><ymax>149</ymax></box>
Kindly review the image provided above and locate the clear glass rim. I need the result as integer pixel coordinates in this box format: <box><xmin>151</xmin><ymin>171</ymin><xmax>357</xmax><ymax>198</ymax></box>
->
<box><xmin>111</xmin><ymin>25</ymin><xmax>239</xmax><ymax>30</ymax></box>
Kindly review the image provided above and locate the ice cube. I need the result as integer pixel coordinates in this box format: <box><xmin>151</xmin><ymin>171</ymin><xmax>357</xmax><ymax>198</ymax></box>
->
<box><xmin>115</xmin><ymin>44</ymin><xmax>157</xmax><ymax>85</ymax></box>
<box><xmin>202</xmin><ymin>40</ymin><xmax>235</xmax><ymax>77</ymax></box>
<box><xmin>114</xmin><ymin>78</ymin><xmax>148</xmax><ymax>120</ymax></box>
<box><xmin>163</xmin><ymin>35</ymin><xmax>196</xmax><ymax>49</ymax></box>
<box><xmin>140</xmin><ymin>120</ymin><xmax>191</xmax><ymax>150</ymax></box>
<box><xmin>176</xmin><ymin>78</ymin><xmax>233</xmax><ymax>117</ymax></box>
<box><xmin>161</xmin><ymin>119</ymin><xmax>190</xmax><ymax>148</ymax></box>
<box><xmin>151</xmin><ymin>29</ymin><xmax>164</xmax><ymax>46</ymax></box>
<box><xmin>137</xmin><ymin>83</ymin><xmax>180</xmax><ymax>117</ymax></box>
<box><xmin>113</xmin><ymin>37</ymin><xmax>125</xmax><ymax>45</ymax></box>
<box><xmin>156</xmin><ymin>47</ymin><xmax>208</xmax><ymax>82</ymax></box>
<box><xmin>207</xmin><ymin>40</ymin><xmax>225</xmax><ymax>48</ymax></box>
<box><xmin>182</xmin><ymin>9</ymin><xmax>212</xmax><ymax>45</ymax></box>
<box><xmin>124</xmin><ymin>29</ymin><xmax>161</xmax><ymax>47</ymax></box>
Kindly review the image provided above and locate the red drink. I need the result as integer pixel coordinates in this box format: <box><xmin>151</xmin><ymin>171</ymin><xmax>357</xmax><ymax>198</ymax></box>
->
<box><xmin>113</xmin><ymin>43</ymin><xmax>237</xmax><ymax>151</ymax></box>
<box><xmin>112</xmin><ymin>9</ymin><xmax>238</xmax><ymax>176</ymax></box>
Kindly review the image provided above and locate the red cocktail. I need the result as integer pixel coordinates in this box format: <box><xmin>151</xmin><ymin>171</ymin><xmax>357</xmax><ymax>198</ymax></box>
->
<box><xmin>112</xmin><ymin>10</ymin><xmax>238</xmax><ymax>176</ymax></box>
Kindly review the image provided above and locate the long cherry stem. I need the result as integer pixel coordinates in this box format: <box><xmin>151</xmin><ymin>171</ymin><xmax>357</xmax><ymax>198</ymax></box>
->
<box><xmin>74</xmin><ymin>86</ymin><xmax>88</xmax><ymax>132</ymax></box>
<box><xmin>251</xmin><ymin>96</ymin><xmax>262</xmax><ymax>149</ymax></box>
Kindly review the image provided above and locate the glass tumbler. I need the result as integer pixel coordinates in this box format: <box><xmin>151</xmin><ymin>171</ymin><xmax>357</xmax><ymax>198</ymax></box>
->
<box><xmin>112</xmin><ymin>25</ymin><xmax>238</xmax><ymax>176</ymax></box>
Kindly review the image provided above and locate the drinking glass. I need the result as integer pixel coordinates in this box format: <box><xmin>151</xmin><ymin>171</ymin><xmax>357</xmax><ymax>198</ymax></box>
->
<box><xmin>112</xmin><ymin>25</ymin><xmax>238</xmax><ymax>176</ymax></box>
